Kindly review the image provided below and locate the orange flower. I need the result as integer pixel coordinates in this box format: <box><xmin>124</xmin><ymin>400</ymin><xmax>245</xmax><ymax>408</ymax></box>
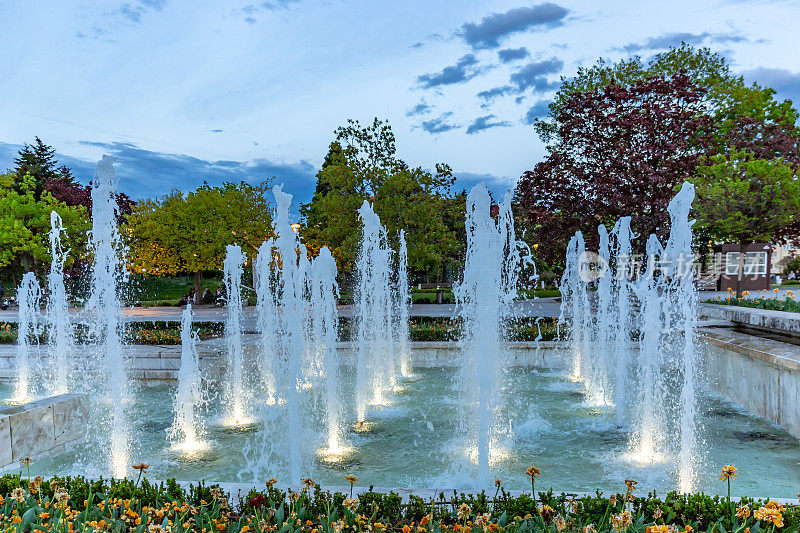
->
<box><xmin>719</xmin><ymin>465</ymin><xmax>737</xmax><ymax>481</ymax></box>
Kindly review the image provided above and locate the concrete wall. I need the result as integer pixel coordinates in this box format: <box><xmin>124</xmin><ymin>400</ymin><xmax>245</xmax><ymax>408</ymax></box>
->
<box><xmin>0</xmin><ymin>394</ymin><xmax>88</xmax><ymax>469</ymax></box>
<box><xmin>700</xmin><ymin>328</ymin><xmax>800</xmax><ymax>438</ymax></box>
<box><xmin>0</xmin><ymin>339</ymin><xmax>571</xmax><ymax>383</ymax></box>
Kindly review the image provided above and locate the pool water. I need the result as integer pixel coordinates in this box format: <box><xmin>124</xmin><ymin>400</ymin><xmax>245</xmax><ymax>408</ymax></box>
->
<box><xmin>4</xmin><ymin>364</ymin><xmax>800</xmax><ymax>497</ymax></box>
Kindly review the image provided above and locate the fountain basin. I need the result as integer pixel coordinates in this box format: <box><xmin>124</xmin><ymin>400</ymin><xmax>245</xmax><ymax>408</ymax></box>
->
<box><xmin>3</xmin><ymin>342</ymin><xmax>799</xmax><ymax>497</ymax></box>
<box><xmin>0</xmin><ymin>393</ymin><xmax>88</xmax><ymax>470</ymax></box>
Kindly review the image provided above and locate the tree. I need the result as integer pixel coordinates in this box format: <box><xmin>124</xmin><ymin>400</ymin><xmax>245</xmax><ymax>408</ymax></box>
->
<box><xmin>691</xmin><ymin>151</ymin><xmax>800</xmax><ymax>297</ymax></box>
<box><xmin>516</xmin><ymin>71</ymin><xmax>714</xmax><ymax>264</ymax></box>
<box><xmin>12</xmin><ymin>138</ymin><xmax>135</xmax><ymax>220</ymax></box>
<box><xmin>13</xmin><ymin>137</ymin><xmax>64</xmax><ymax>201</ymax></box>
<box><xmin>301</xmin><ymin>118</ymin><xmax>464</xmax><ymax>279</ymax></box>
<box><xmin>518</xmin><ymin>44</ymin><xmax>800</xmax><ymax>265</ymax></box>
<box><xmin>0</xmin><ymin>172</ymin><xmax>90</xmax><ymax>282</ymax></box>
<box><xmin>125</xmin><ymin>181</ymin><xmax>274</xmax><ymax>304</ymax></box>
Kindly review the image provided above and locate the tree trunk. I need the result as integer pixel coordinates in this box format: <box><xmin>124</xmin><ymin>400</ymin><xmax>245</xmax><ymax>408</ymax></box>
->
<box><xmin>736</xmin><ymin>243</ymin><xmax>747</xmax><ymax>299</ymax></box>
<box><xmin>194</xmin><ymin>271</ymin><xmax>203</xmax><ymax>305</ymax></box>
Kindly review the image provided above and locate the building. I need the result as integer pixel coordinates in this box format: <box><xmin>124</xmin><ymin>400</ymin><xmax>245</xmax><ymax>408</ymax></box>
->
<box><xmin>711</xmin><ymin>243</ymin><xmax>772</xmax><ymax>291</ymax></box>
<box><xmin>772</xmin><ymin>242</ymin><xmax>798</xmax><ymax>275</ymax></box>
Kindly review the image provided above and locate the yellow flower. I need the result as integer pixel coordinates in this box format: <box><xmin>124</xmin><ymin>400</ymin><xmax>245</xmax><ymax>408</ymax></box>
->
<box><xmin>526</xmin><ymin>466</ymin><xmax>540</xmax><ymax>478</ymax></box>
<box><xmin>646</xmin><ymin>526</ymin><xmax>669</xmax><ymax>533</ymax></box>
<box><xmin>458</xmin><ymin>504</ymin><xmax>471</xmax><ymax>520</ymax></box>
<box><xmin>266</xmin><ymin>477</ymin><xmax>278</xmax><ymax>488</ymax></box>
<box><xmin>736</xmin><ymin>505</ymin><xmax>751</xmax><ymax>519</ymax></box>
<box><xmin>754</xmin><ymin>506</ymin><xmax>783</xmax><ymax>527</ymax></box>
<box><xmin>553</xmin><ymin>515</ymin><xmax>566</xmax><ymax>532</ymax></box>
<box><xmin>345</xmin><ymin>475</ymin><xmax>359</xmax><ymax>484</ymax></box>
<box><xmin>343</xmin><ymin>498</ymin><xmax>359</xmax><ymax>512</ymax></box>
<box><xmin>719</xmin><ymin>465</ymin><xmax>737</xmax><ymax>481</ymax></box>
<box><xmin>132</xmin><ymin>462</ymin><xmax>150</xmax><ymax>473</ymax></box>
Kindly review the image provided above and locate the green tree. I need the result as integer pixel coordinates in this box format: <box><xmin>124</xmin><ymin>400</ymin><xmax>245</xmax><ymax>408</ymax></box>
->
<box><xmin>691</xmin><ymin>151</ymin><xmax>800</xmax><ymax>297</ymax></box>
<box><xmin>0</xmin><ymin>172</ymin><xmax>90</xmax><ymax>283</ymax></box>
<box><xmin>125</xmin><ymin>181</ymin><xmax>274</xmax><ymax>303</ymax></box>
<box><xmin>300</xmin><ymin>118</ymin><xmax>464</xmax><ymax>279</ymax></box>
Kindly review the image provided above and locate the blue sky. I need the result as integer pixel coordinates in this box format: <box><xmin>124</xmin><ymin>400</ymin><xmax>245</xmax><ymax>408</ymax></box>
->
<box><xmin>1</xmin><ymin>0</ymin><xmax>799</xmax><ymax>213</ymax></box>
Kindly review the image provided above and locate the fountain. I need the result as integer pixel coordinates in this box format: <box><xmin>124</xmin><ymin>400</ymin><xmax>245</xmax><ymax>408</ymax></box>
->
<box><xmin>561</xmin><ymin>182</ymin><xmax>699</xmax><ymax>490</ymax></box>
<box><xmin>272</xmin><ymin>185</ymin><xmax>308</xmax><ymax>480</ymax></box>
<box><xmin>12</xmin><ymin>272</ymin><xmax>39</xmax><ymax>403</ymax></box>
<box><xmin>168</xmin><ymin>304</ymin><xmax>206</xmax><ymax>453</ymax></box>
<box><xmin>309</xmin><ymin>246</ymin><xmax>340</xmax><ymax>453</ymax></box>
<box><xmin>354</xmin><ymin>201</ymin><xmax>396</xmax><ymax>422</ymax></box>
<box><xmin>395</xmin><ymin>230</ymin><xmax>411</xmax><ymax>378</ymax></box>
<box><xmin>222</xmin><ymin>244</ymin><xmax>249</xmax><ymax>426</ymax></box>
<box><xmin>254</xmin><ymin>238</ymin><xmax>278</xmax><ymax>404</ymax></box>
<box><xmin>9</xmin><ymin>160</ymin><xmax>789</xmax><ymax>497</ymax></box>
<box><xmin>455</xmin><ymin>184</ymin><xmax>527</xmax><ymax>487</ymax></box>
<box><xmin>662</xmin><ymin>183</ymin><xmax>699</xmax><ymax>492</ymax></box>
<box><xmin>46</xmin><ymin>211</ymin><xmax>74</xmax><ymax>395</ymax></box>
<box><xmin>611</xmin><ymin>217</ymin><xmax>633</xmax><ymax>428</ymax></box>
<box><xmin>86</xmin><ymin>155</ymin><xmax>130</xmax><ymax>478</ymax></box>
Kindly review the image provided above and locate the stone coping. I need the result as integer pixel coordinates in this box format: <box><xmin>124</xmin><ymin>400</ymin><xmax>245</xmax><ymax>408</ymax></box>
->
<box><xmin>699</xmin><ymin>327</ymin><xmax>800</xmax><ymax>373</ymax></box>
<box><xmin>701</xmin><ymin>303</ymin><xmax>800</xmax><ymax>335</ymax></box>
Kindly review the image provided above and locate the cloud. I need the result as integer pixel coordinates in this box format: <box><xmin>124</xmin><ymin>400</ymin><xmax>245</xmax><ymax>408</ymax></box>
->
<box><xmin>452</xmin><ymin>171</ymin><xmax>514</xmax><ymax>198</ymax></box>
<box><xmin>497</xmin><ymin>47</ymin><xmax>530</xmax><ymax>63</ymax></box>
<box><xmin>478</xmin><ymin>58</ymin><xmax>562</xmax><ymax>104</ymax></box>
<box><xmin>741</xmin><ymin>67</ymin><xmax>800</xmax><ymax>105</ymax></box>
<box><xmin>232</xmin><ymin>1</ymin><xmax>300</xmax><ymax>23</ymax></box>
<box><xmin>466</xmin><ymin>115</ymin><xmax>512</xmax><ymax>135</ymax></box>
<box><xmin>116</xmin><ymin>0</ymin><xmax>168</xmax><ymax>24</ymax></box>
<box><xmin>406</xmin><ymin>99</ymin><xmax>433</xmax><ymax>117</ymax></box>
<box><xmin>616</xmin><ymin>31</ymin><xmax>748</xmax><ymax>53</ymax></box>
<box><xmin>509</xmin><ymin>58</ymin><xmax>562</xmax><ymax>91</ymax></box>
<box><xmin>260</xmin><ymin>0</ymin><xmax>301</xmax><ymax>10</ymax></box>
<box><xmin>0</xmin><ymin>141</ymin><xmax>317</xmax><ymax>211</ymax></box>
<box><xmin>523</xmin><ymin>100</ymin><xmax>551</xmax><ymax>124</ymax></box>
<box><xmin>420</xmin><ymin>112</ymin><xmax>459</xmax><ymax>134</ymax></box>
<box><xmin>460</xmin><ymin>3</ymin><xmax>569</xmax><ymax>49</ymax></box>
<box><xmin>417</xmin><ymin>54</ymin><xmax>483</xmax><ymax>88</ymax></box>
<box><xmin>477</xmin><ymin>86</ymin><xmax>514</xmax><ymax>103</ymax></box>
<box><xmin>73</xmin><ymin>141</ymin><xmax>317</xmax><ymax>201</ymax></box>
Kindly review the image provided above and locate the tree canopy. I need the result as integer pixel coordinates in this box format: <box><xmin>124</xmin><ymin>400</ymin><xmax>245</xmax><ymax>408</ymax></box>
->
<box><xmin>124</xmin><ymin>181</ymin><xmax>274</xmax><ymax>302</ymax></box>
<box><xmin>517</xmin><ymin>44</ymin><xmax>800</xmax><ymax>265</ymax></box>
<box><xmin>300</xmin><ymin>118</ymin><xmax>464</xmax><ymax>280</ymax></box>
<box><xmin>0</xmin><ymin>172</ymin><xmax>90</xmax><ymax>283</ymax></box>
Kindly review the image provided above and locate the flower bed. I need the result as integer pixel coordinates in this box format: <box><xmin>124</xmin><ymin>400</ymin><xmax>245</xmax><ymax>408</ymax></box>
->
<box><xmin>0</xmin><ymin>467</ymin><xmax>796</xmax><ymax>533</ymax></box>
<box><xmin>339</xmin><ymin>317</ymin><xmax>560</xmax><ymax>342</ymax></box>
<box><xmin>705</xmin><ymin>291</ymin><xmax>800</xmax><ymax>313</ymax></box>
<box><xmin>0</xmin><ymin>321</ymin><xmax>225</xmax><ymax>346</ymax></box>
<box><xmin>1</xmin><ymin>317</ymin><xmax>561</xmax><ymax>346</ymax></box>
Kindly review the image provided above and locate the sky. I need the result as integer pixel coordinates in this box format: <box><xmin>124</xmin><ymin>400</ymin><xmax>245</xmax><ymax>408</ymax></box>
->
<box><xmin>1</xmin><ymin>0</ymin><xmax>799</xmax><ymax>215</ymax></box>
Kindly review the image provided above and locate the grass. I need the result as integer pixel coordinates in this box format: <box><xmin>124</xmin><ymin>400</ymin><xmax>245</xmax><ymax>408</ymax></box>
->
<box><xmin>128</xmin><ymin>274</ymin><xmax>223</xmax><ymax>305</ymax></box>
<box><xmin>518</xmin><ymin>287</ymin><xmax>562</xmax><ymax>299</ymax></box>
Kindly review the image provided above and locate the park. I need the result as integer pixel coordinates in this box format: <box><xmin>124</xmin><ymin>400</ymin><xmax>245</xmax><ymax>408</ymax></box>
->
<box><xmin>1</xmin><ymin>2</ymin><xmax>800</xmax><ymax>532</ymax></box>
